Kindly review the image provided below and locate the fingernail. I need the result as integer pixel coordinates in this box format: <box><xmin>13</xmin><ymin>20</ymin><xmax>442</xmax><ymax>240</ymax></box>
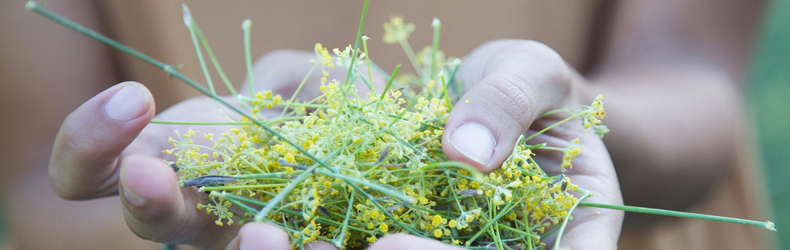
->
<box><xmin>121</xmin><ymin>176</ymin><xmax>147</xmax><ymax>207</ymax></box>
<box><xmin>450</xmin><ymin>122</ymin><xmax>495</xmax><ymax>167</ymax></box>
<box><xmin>105</xmin><ymin>83</ymin><xmax>149</xmax><ymax>121</ymax></box>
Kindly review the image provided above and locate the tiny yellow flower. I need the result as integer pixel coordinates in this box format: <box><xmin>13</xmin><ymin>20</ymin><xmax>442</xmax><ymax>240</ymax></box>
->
<box><xmin>433</xmin><ymin>229</ymin><xmax>443</xmax><ymax>238</ymax></box>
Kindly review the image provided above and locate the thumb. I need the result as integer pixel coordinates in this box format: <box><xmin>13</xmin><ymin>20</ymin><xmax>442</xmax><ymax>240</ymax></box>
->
<box><xmin>50</xmin><ymin>81</ymin><xmax>155</xmax><ymax>200</ymax></box>
<box><xmin>442</xmin><ymin>40</ymin><xmax>575</xmax><ymax>173</ymax></box>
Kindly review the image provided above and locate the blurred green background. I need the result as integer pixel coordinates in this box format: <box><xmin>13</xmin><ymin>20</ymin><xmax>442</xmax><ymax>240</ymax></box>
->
<box><xmin>749</xmin><ymin>0</ymin><xmax>790</xmax><ymax>249</ymax></box>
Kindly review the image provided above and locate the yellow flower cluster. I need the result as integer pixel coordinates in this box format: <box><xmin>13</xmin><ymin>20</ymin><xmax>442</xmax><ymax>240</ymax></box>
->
<box><xmin>583</xmin><ymin>94</ymin><xmax>609</xmax><ymax>138</ymax></box>
<box><xmin>382</xmin><ymin>16</ymin><xmax>415</xmax><ymax>44</ymax></box>
<box><xmin>167</xmin><ymin>80</ymin><xmax>602</xmax><ymax>249</ymax></box>
<box><xmin>165</xmin><ymin>17</ymin><xmax>606</xmax><ymax>250</ymax></box>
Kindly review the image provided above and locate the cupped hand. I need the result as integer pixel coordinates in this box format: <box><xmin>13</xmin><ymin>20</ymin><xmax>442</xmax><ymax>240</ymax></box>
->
<box><xmin>349</xmin><ymin>40</ymin><xmax>625</xmax><ymax>250</ymax></box>
<box><xmin>50</xmin><ymin>41</ymin><xmax>623</xmax><ymax>250</ymax></box>
<box><xmin>48</xmin><ymin>50</ymin><xmax>378</xmax><ymax>250</ymax></box>
<box><xmin>376</xmin><ymin>39</ymin><xmax>624</xmax><ymax>250</ymax></box>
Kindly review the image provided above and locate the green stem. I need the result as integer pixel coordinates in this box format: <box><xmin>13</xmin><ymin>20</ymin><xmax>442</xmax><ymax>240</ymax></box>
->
<box><xmin>334</xmin><ymin>189</ymin><xmax>356</xmax><ymax>248</ymax></box>
<box><xmin>280</xmin><ymin>63</ymin><xmax>318</xmax><ymax>117</ymax></box>
<box><xmin>524</xmin><ymin>112</ymin><xmax>583</xmax><ymax>142</ymax></box>
<box><xmin>183</xmin><ymin>5</ymin><xmax>225</xmax><ymax>119</ymax></box>
<box><xmin>362</xmin><ymin>37</ymin><xmax>375</xmax><ymax>94</ymax></box>
<box><xmin>466</xmin><ymin>194</ymin><xmax>521</xmax><ymax>247</ymax></box>
<box><xmin>150</xmin><ymin>121</ymin><xmax>252</xmax><ymax>125</ymax></box>
<box><xmin>195</xmin><ymin>19</ymin><xmax>237</xmax><ymax>97</ymax></box>
<box><xmin>254</xmin><ymin>164</ymin><xmax>320</xmax><ymax>221</ymax></box>
<box><xmin>418</xmin><ymin>161</ymin><xmax>482</xmax><ymax>180</ymax></box>
<box><xmin>199</xmin><ymin>183</ymin><xmax>287</xmax><ymax>192</ymax></box>
<box><xmin>579</xmin><ymin>201</ymin><xmax>776</xmax><ymax>231</ymax></box>
<box><xmin>440</xmin><ymin>74</ymin><xmax>452</xmax><ymax>112</ymax></box>
<box><xmin>242</xmin><ymin>19</ymin><xmax>254</xmax><ymax>98</ymax></box>
<box><xmin>552</xmin><ymin>190</ymin><xmax>592</xmax><ymax>250</ymax></box>
<box><xmin>234</xmin><ymin>173</ymin><xmax>287</xmax><ymax>179</ymax></box>
<box><xmin>430</xmin><ymin>18</ymin><xmax>441</xmax><ymax>79</ymax></box>
<box><xmin>378</xmin><ymin>64</ymin><xmax>401</xmax><ymax>101</ymax></box>
<box><xmin>497</xmin><ymin>223</ymin><xmax>539</xmax><ymax>239</ymax></box>
<box><xmin>398</xmin><ymin>39</ymin><xmax>421</xmax><ymax>79</ymax></box>
<box><xmin>150</xmin><ymin>116</ymin><xmax>305</xmax><ymax>126</ymax></box>
<box><xmin>341</xmin><ymin>0</ymin><xmax>369</xmax><ymax>87</ymax></box>
<box><xmin>314</xmin><ymin>168</ymin><xmax>415</xmax><ymax>204</ymax></box>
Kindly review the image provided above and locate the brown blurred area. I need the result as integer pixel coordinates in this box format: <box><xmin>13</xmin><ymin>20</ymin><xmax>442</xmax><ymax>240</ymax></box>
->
<box><xmin>0</xmin><ymin>0</ymin><xmax>771</xmax><ymax>249</ymax></box>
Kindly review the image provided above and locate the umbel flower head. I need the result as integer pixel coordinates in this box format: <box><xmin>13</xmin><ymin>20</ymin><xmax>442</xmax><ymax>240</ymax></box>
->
<box><xmin>334</xmin><ymin>45</ymin><xmax>366</xmax><ymax>68</ymax></box>
<box><xmin>382</xmin><ymin>16</ymin><xmax>415</xmax><ymax>44</ymax></box>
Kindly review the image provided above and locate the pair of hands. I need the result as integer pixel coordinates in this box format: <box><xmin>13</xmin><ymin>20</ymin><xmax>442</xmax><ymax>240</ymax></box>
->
<box><xmin>49</xmin><ymin>40</ymin><xmax>623</xmax><ymax>250</ymax></box>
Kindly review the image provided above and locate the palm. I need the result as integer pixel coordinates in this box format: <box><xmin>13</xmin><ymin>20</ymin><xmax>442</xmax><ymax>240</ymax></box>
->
<box><xmin>528</xmin><ymin>116</ymin><xmax>624</xmax><ymax>249</ymax></box>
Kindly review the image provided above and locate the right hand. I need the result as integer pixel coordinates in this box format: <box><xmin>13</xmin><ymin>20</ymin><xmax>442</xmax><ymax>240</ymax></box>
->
<box><xmin>48</xmin><ymin>50</ymin><xmax>369</xmax><ymax>250</ymax></box>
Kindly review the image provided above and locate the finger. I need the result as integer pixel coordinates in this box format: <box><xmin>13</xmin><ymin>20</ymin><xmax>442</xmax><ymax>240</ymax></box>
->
<box><xmin>225</xmin><ymin>223</ymin><xmax>298</xmax><ymax>250</ymax></box>
<box><xmin>558</xmin><ymin>136</ymin><xmax>624</xmax><ymax>249</ymax></box>
<box><xmin>442</xmin><ymin>40</ymin><xmax>575</xmax><ymax>173</ymax></box>
<box><xmin>533</xmin><ymin>132</ymin><xmax>624</xmax><ymax>249</ymax></box>
<box><xmin>368</xmin><ymin>234</ymin><xmax>463</xmax><ymax>250</ymax></box>
<box><xmin>50</xmin><ymin>81</ymin><xmax>155</xmax><ymax>200</ymax></box>
<box><xmin>120</xmin><ymin>154</ymin><xmax>235</xmax><ymax>249</ymax></box>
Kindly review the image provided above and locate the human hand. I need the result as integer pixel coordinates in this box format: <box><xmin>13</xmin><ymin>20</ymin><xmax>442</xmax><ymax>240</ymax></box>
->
<box><xmin>434</xmin><ymin>39</ymin><xmax>623</xmax><ymax>249</ymax></box>
<box><xmin>313</xmin><ymin>39</ymin><xmax>624</xmax><ymax>250</ymax></box>
<box><xmin>48</xmin><ymin>50</ymin><xmax>370</xmax><ymax>250</ymax></box>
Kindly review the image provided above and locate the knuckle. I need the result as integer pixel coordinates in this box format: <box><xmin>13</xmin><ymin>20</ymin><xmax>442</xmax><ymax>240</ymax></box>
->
<box><xmin>498</xmin><ymin>40</ymin><xmax>573</xmax><ymax>99</ymax></box>
<box><xmin>482</xmin><ymin>73</ymin><xmax>535</xmax><ymax>125</ymax></box>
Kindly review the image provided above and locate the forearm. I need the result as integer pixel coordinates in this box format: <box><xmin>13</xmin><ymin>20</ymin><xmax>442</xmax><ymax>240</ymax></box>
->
<box><xmin>581</xmin><ymin>62</ymin><xmax>743</xmax><ymax>212</ymax></box>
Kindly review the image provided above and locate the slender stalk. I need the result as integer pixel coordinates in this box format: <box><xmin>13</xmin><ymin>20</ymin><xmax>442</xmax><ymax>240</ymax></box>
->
<box><xmin>379</xmin><ymin>64</ymin><xmax>401</xmax><ymax>101</ymax></box>
<box><xmin>199</xmin><ymin>183</ymin><xmax>287</xmax><ymax>192</ymax></box>
<box><xmin>234</xmin><ymin>173</ymin><xmax>287</xmax><ymax>179</ymax></box>
<box><xmin>524</xmin><ymin>112</ymin><xmax>583</xmax><ymax>142</ymax></box>
<box><xmin>580</xmin><ymin>201</ymin><xmax>776</xmax><ymax>231</ymax></box>
<box><xmin>255</xmin><ymin>164</ymin><xmax>320</xmax><ymax>221</ymax></box>
<box><xmin>418</xmin><ymin>162</ymin><xmax>482</xmax><ymax>180</ymax></box>
<box><xmin>314</xmin><ymin>168</ymin><xmax>415</xmax><ymax>204</ymax></box>
<box><xmin>195</xmin><ymin>20</ymin><xmax>237</xmax><ymax>97</ymax></box>
<box><xmin>215</xmin><ymin>192</ymin><xmax>375</xmax><ymax>234</ymax></box>
<box><xmin>341</xmin><ymin>0</ymin><xmax>369</xmax><ymax>87</ymax></box>
<box><xmin>150</xmin><ymin>121</ymin><xmax>253</xmax><ymax>125</ymax></box>
<box><xmin>334</xmin><ymin>189</ymin><xmax>356</xmax><ymax>248</ymax></box>
<box><xmin>440</xmin><ymin>74</ymin><xmax>452</xmax><ymax>111</ymax></box>
<box><xmin>242</xmin><ymin>19</ymin><xmax>254</xmax><ymax>98</ymax></box>
<box><xmin>466</xmin><ymin>194</ymin><xmax>521</xmax><ymax>247</ymax></box>
<box><xmin>552</xmin><ymin>190</ymin><xmax>592</xmax><ymax>250</ymax></box>
<box><xmin>280</xmin><ymin>63</ymin><xmax>318</xmax><ymax>117</ymax></box>
<box><xmin>362</xmin><ymin>36</ymin><xmax>375</xmax><ymax>94</ymax></box>
<box><xmin>183</xmin><ymin>6</ymin><xmax>216</xmax><ymax>103</ymax></box>
<box><xmin>398</xmin><ymin>39</ymin><xmax>421</xmax><ymax>79</ymax></box>
<box><xmin>430</xmin><ymin>18</ymin><xmax>441</xmax><ymax>79</ymax></box>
